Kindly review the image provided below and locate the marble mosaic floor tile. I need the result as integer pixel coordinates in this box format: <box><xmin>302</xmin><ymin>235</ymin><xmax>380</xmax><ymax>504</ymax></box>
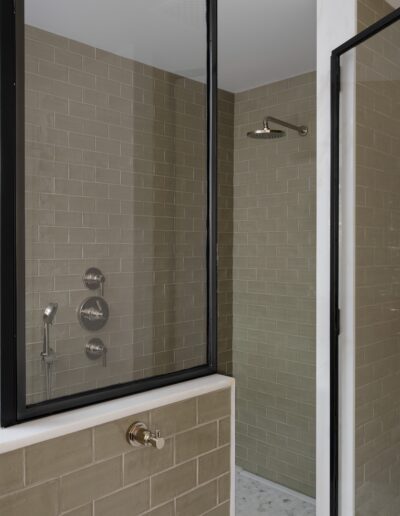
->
<box><xmin>236</xmin><ymin>467</ymin><xmax>316</xmax><ymax>516</ymax></box>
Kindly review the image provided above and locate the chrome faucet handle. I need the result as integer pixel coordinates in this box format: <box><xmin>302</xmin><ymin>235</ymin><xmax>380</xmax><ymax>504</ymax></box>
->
<box><xmin>127</xmin><ymin>422</ymin><xmax>165</xmax><ymax>450</ymax></box>
<box><xmin>83</xmin><ymin>267</ymin><xmax>105</xmax><ymax>296</ymax></box>
<box><xmin>82</xmin><ymin>302</ymin><xmax>105</xmax><ymax>320</ymax></box>
<box><xmin>78</xmin><ymin>296</ymin><xmax>109</xmax><ymax>331</ymax></box>
<box><xmin>148</xmin><ymin>430</ymin><xmax>165</xmax><ymax>450</ymax></box>
<box><xmin>85</xmin><ymin>338</ymin><xmax>107</xmax><ymax>367</ymax></box>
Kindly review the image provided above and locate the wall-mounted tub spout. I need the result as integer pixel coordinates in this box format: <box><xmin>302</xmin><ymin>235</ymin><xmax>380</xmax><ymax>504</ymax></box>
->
<box><xmin>127</xmin><ymin>422</ymin><xmax>165</xmax><ymax>450</ymax></box>
<box><xmin>41</xmin><ymin>303</ymin><xmax>58</xmax><ymax>400</ymax></box>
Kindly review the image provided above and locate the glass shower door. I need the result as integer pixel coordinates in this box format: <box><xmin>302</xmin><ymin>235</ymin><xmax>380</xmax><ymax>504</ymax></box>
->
<box><xmin>331</xmin><ymin>7</ymin><xmax>400</xmax><ymax>516</ymax></box>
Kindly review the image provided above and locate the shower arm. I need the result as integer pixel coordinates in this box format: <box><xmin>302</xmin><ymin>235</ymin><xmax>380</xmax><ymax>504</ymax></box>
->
<box><xmin>266</xmin><ymin>116</ymin><xmax>308</xmax><ymax>136</ymax></box>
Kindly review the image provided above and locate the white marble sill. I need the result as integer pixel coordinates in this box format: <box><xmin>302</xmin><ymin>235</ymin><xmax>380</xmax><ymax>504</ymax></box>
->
<box><xmin>0</xmin><ymin>374</ymin><xmax>235</xmax><ymax>455</ymax></box>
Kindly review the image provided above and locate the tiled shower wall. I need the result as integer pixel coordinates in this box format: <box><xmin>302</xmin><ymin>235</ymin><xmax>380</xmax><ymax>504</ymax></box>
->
<box><xmin>217</xmin><ymin>92</ymin><xmax>234</xmax><ymax>376</ymax></box>
<box><xmin>233</xmin><ymin>72</ymin><xmax>316</xmax><ymax>496</ymax></box>
<box><xmin>23</xmin><ymin>23</ymin><xmax>318</xmax><ymax>501</ymax></box>
<box><xmin>25</xmin><ymin>25</ymin><xmax>234</xmax><ymax>402</ymax></box>
<box><xmin>355</xmin><ymin>1</ymin><xmax>400</xmax><ymax>514</ymax></box>
<box><xmin>0</xmin><ymin>388</ymin><xmax>231</xmax><ymax>515</ymax></box>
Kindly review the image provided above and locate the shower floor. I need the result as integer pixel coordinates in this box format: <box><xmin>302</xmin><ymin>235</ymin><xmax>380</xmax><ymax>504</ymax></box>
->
<box><xmin>235</xmin><ymin>467</ymin><xmax>316</xmax><ymax>516</ymax></box>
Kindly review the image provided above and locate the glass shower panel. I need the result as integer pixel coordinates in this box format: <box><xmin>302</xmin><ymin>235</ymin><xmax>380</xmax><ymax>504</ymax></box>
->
<box><xmin>354</xmin><ymin>17</ymin><xmax>400</xmax><ymax>516</ymax></box>
<box><xmin>24</xmin><ymin>0</ymin><xmax>208</xmax><ymax>404</ymax></box>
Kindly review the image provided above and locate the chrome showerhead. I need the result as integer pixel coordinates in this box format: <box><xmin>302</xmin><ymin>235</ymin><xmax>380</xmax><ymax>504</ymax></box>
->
<box><xmin>247</xmin><ymin>116</ymin><xmax>308</xmax><ymax>140</ymax></box>
<box><xmin>43</xmin><ymin>303</ymin><xmax>58</xmax><ymax>325</ymax></box>
<box><xmin>247</xmin><ymin>119</ymin><xmax>285</xmax><ymax>140</ymax></box>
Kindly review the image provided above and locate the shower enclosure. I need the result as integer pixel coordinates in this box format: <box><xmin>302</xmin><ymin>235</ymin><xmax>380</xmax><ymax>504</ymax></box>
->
<box><xmin>1</xmin><ymin>0</ymin><xmax>318</xmax><ymax>512</ymax></box>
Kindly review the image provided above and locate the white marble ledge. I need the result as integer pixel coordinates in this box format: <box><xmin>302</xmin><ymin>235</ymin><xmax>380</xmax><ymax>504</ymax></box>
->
<box><xmin>0</xmin><ymin>374</ymin><xmax>234</xmax><ymax>454</ymax></box>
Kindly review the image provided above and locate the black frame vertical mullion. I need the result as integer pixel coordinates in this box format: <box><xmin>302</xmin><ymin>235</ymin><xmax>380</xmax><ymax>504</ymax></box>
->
<box><xmin>330</xmin><ymin>51</ymin><xmax>340</xmax><ymax>516</ymax></box>
<box><xmin>330</xmin><ymin>7</ymin><xmax>400</xmax><ymax>516</ymax></box>
<box><xmin>0</xmin><ymin>0</ymin><xmax>18</xmax><ymax>427</ymax></box>
<box><xmin>16</xmin><ymin>0</ymin><xmax>26</xmax><ymax>422</ymax></box>
<box><xmin>207</xmin><ymin>0</ymin><xmax>218</xmax><ymax>371</ymax></box>
<box><xmin>1</xmin><ymin>0</ymin><xmax>219</xmax><ymax>426</ymax></box>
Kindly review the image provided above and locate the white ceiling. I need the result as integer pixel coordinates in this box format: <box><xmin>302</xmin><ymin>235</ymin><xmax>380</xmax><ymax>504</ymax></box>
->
<box><xmin>219</xmin><ymin>0</ymin><xmax>316</xmax><ymax>92</ymax></box>
<box><xmin>26</xmin><ymin>0</ymin><xmax>317</xmax><ymax>93</ymax></box>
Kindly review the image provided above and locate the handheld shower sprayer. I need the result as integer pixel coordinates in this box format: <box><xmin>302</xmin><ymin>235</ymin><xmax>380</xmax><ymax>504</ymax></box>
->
<box><xmin>42</xmin><ymin>303</ymin><xmax>58</xmax><ymax>357</ymax></box>
<box><xmin>43</xmin><ymin>302</ymin><xmax>58</xmax><ymax>325</ymax></box>
<box><xmin>41</xmin><ymin>303</ymin><xmax>58</xmax><ymax>399</ymax></box>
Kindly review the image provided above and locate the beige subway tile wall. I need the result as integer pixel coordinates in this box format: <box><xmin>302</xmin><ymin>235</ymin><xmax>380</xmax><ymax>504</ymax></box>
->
<box><xmin>0</xmin><ymin>388</ymin><xmax>232</xmax><ymax>515</ymax></box>
<box><xmin>233</xmin><ymin>72</ymin><xmax>316</xmax><ymax>496</ymax></box>
<box><xmin>23</xmin><ymin>20</ymin><xmax>318</xmax><ymax>504</ymax></box>
<box><xmin>355</xmin><ymin>1</ymin><xmax>400</xmax><ymax>514</ymax></box>
<box><xmin>25</xmin><ymin>25</ymin><xmax>233</xmax><ymax>402</ymax></box>
<box><xmin>217</xmin><ymin>90</ymin><xmax>234</xmax><ymax>376</ymax></box>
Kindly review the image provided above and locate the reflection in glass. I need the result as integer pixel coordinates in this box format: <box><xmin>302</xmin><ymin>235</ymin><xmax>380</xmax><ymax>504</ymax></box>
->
<box><xmin>24</xmin><ymin>0</ymin><xmax>208</xmax><ymax>403</ymax></box>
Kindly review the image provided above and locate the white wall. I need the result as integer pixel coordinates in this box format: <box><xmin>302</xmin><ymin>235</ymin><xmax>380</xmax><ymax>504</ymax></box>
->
<box><xmin>316</xmin><ymin>1</ymin><xmax>357</xmax><ymax>515</ymax></box>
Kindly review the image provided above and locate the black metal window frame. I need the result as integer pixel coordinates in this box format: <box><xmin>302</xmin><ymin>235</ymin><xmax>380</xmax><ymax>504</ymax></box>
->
<box><xmin>330</xmin><ymin>8</ymin><xmax>400</xmax><ymax>516</ymax></box>
<box><xmin>0</xmin><ymin>0</ymin><xmax>218</xmax><ymax>427</ymax></box>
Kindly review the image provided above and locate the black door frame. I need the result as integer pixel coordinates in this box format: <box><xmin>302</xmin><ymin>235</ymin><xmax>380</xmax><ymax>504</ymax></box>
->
<box><xmin>330</xmin><ymin>8</ymin><xmax>400</xmax><ymax>516</ymax></box>
<box><xmin>0</xmin><ymin>0</ymin><xmax>218</xmax><ymax>426</ymax></box>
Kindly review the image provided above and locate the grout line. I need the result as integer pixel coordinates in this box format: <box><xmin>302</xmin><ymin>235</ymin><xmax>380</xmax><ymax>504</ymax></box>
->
<box><xmin>22</xmin><ymin>448</ymin><xmax>26</xmax><ymax>487</ymax></box>
<box><xmin>121</xmin><ymin>452</ymin><xmax>125</xmax><ymax>487</ymax></box>
<box><xmin>91</xmin><ymin>428</ymin><xmax>95</xmax><ymax>463</ymax></box>
<box><xmin>148</xmin><ymin>474</ymin><xmax>152</xmax><ymax>509</ymax></box>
